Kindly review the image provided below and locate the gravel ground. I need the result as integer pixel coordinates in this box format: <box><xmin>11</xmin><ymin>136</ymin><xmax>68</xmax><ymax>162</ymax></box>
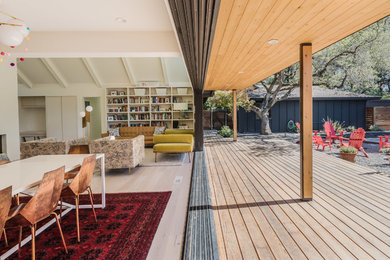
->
<box><xmin>265</xmin><ymin>132</ymin><xmax>390</xmax><ymax>175</ymax></box>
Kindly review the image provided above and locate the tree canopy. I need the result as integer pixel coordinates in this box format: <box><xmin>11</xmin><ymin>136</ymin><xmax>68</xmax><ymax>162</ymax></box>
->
<box><xmin>259</xmin><ymin>16</ymin><xmax>390</xmax><ymax>96</ymax></box>
<box><xmin>312</xmin><ymin>16</ymin><xmax>390</xmax><ymax>96</ymax></box>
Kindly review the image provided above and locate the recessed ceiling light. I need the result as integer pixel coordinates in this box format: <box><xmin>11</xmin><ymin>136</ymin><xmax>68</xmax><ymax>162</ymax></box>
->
<box><xmin>115</xmin><ymin>17</ymin><xmax>127</xmax><ymax>23</ymax></box>
<box><xmin>238</xmin><ymin>71</ymin><xmax>244</xmax><ymax>74</ymax></box>
<box><xmin>268</xmin><ymin>39</ymin><xmax>279</xmax><ymax>44</ymax></box>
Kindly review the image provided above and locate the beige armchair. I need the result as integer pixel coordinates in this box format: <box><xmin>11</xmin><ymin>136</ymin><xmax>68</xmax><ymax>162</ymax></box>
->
<box><xmin>20</xmin><ymin>137</ymin><xmax>88</xmax><ymax>159</ymax></box>
<box><xmin>90</xmin><ymin>135</ymin><xmax>144</xmax><ymax>174</ymax></box>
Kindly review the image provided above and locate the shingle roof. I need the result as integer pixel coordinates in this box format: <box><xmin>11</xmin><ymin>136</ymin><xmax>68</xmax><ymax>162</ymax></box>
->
<box><xmin>248</xmin><ymin>85</ymin><xmax>378</xmax><ymax>100</ymax></box>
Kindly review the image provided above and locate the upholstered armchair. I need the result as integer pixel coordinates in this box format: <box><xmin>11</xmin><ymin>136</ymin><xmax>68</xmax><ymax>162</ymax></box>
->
<box><xmin>90</xmin><ymin>135</ymin><xmax>144</xmax><ymax>174</ymax></box>
<box><xmin>20</xmin><ymin>137</ymin><xmax>88</xmax><ymax>159</ymax></box>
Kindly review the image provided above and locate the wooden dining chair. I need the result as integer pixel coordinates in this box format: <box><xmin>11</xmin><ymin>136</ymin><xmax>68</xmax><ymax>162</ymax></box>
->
<box><xmin>5</xmin><ymin>166</ymin><xmax>67</xmax><ymax>259</ymax></box>
<box><xmin>0</xmin><ymin>186</ymin><xmax>12</xmax><ymax>248</ymax></box>
<box><xmin>60</xmin><ymin>155</ymin><xmax>97</xmax><ymax>242</ymax></box>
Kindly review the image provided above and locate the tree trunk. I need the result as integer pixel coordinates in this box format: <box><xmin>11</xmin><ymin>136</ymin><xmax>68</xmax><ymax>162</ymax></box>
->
<box><xmin>260</xmin><ymin>111</ymin><xmax>272</xmax><ymax>135</ymax></box>
<box><xmin>253</xmin><ymin>109</ymin><xmax>272</xmax><ymax>135</ymax></box>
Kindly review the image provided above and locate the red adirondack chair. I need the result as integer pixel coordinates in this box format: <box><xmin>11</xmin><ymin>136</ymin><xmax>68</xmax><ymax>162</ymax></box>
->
<box><xmin>313</xmin><ymin>135</ymin><xmax>331</xmax><ymax>151</ymax></box>
<box><xmin>323</xmin><ymin>122</ymin><xmax>343</xmax><ymax>143</ymax></box>
<box><xmin>379</xmin><ymin>135</ymin><xmax>389</xmax><ymax>151</ymax></box>
<box><xmin>341</xmin><ymin>128</ymin><xmax>368</xmax><ymax>157</ymax></box>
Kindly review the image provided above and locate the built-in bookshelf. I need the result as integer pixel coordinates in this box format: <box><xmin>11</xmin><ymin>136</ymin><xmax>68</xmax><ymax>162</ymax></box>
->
<box><xmin>106</xmin><ymin>86</ymin><xmax>194</xmax><ymax>130</ymax></box>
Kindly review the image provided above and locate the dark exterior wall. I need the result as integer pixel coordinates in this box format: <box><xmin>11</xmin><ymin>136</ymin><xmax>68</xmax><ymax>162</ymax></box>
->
<box><xmin>238</xmin><ymin>99</ymin><xmax>367</xmax><ymax>133</ymax></box>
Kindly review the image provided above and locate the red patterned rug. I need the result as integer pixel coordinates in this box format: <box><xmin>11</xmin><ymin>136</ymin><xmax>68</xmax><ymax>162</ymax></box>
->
<box><xmin>1</xmin><ymin>192</ymin><xmax>171</xmax><ymax>260</ymax></box>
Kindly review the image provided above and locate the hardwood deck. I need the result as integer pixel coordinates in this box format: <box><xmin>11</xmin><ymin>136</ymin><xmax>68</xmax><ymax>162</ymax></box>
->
<box><xmin>205</xmin><ymin>133</ymin><xmax>390</xmax><ymax>260</ymax></box>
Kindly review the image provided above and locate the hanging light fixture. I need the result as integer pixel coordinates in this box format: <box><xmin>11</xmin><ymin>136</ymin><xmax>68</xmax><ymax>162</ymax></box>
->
<box><xmin>0</xmin><ymin>10</ymin><xmax>30</xmax><ymax>47</ymax></box>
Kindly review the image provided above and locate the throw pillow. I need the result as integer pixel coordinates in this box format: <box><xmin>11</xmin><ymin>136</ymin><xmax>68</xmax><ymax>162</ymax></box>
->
<box><xmin>109</xmin><ymin>128</ymin><xmax>120</xmax><ymax>137</ymax></box>
<box><xmin>0</xmin><ymin>153</ymin><xmax>9</xmax><ymax>162</ymax></box>
<box><xmin>154</xmin><ymin>127</ymin><xmax>165</xmax><ymax>135</ymax></box>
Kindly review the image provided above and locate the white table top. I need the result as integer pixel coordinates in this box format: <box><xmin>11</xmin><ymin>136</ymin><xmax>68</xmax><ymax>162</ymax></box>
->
<box><xmin>0</xmin><ymin>154</ymin><xmax>103</xmax><ymax>195</ymax></box>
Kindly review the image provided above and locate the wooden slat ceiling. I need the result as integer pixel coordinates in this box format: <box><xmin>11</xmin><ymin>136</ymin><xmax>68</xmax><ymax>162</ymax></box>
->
<box><xmin>204</xmin><ymin>0</ymin><xmax>390</xmax><ymax>90</ymax></box>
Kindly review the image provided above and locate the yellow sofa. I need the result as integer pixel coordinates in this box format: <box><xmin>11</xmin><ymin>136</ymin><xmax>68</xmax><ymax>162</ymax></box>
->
<box><xmin>153</xmin><ymin>134</ymin><xmax>193</xmax><ymax>163</ymax></box>
<box><xmin>164</xmin><ymin>129</ymin><xmax>195</xmax><ymax>136</ymax></box>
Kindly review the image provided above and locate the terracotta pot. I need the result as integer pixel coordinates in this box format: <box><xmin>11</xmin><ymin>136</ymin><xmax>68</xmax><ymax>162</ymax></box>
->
<box><xmin>340</xmin><ymin>152</ymin><xmax>357</xmax><ymax>162</ymax></box>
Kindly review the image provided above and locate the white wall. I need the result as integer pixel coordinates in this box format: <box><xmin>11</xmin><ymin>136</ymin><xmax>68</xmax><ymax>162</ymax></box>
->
<box><xmin>19</xmin><ymin>85</ymin><xmax>107</xmax><ymax>137</ymax></box>
<box><xmin>0</xmin><ymin>58</ymin><xmax>21</xmax><ymax>160</ymax></box>
<box><xmin>84</xmin><ymin>97</ymin><xmax>102</xmax><ymax>140</ymax></box>
<box><xmin>18</xmin><ymin>97</ymin><xmax>46</xmax><ymax>133</ymax></box>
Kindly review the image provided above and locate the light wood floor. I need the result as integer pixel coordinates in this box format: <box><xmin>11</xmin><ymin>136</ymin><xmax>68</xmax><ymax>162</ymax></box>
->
<box><xmin>205</xmin><ymin>134</ymin><xmax>390</xmax><ymax>260</ymax></box>
<box><xmin>90</xmin><ymin>148</ymin><xmax>193</xmax><ymax>260</ymax></box>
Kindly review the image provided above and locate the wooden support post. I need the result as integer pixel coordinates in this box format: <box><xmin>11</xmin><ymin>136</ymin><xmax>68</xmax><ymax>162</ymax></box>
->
<box><xmin>233</xmin><ymin>90</ymin><xmax>237</xmax><ymax>141</ymax></box>
<box><xmin>194</xmin><ymin>89</ymin><xmax>204</xmax><ymax>151</ymax></box>
<box><xmin>300</xmin><ymin>43</ymin><xmax>313</xmax><ymax>201</ymax></box>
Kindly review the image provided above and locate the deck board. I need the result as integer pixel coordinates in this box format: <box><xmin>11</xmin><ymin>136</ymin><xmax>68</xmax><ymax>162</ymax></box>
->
<box><xmin>205</xmin><ymin>134</ymin><xmax>390</xmax><ymax>260</ymax></box>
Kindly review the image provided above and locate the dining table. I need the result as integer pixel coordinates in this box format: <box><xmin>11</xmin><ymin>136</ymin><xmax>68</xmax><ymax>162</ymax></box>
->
<box><xmin>0</xmin><ymin>154</ymin><xmax>105</xmax><ymax>260</ymax></box>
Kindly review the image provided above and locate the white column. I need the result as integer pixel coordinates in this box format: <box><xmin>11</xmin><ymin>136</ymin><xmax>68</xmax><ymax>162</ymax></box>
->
<box><xmin>0</xmin><ymin>58</ymin><xmax>20</xmax><ymax>160</ymax></box>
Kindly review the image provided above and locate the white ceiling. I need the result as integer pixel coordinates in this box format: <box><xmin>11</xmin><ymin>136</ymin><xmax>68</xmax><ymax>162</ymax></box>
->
<box><xmin>17</xmin><ymin>57</ymin><xmax>190</xmax><ymax>88</ymax></box>
<box><xmin>0</xmin><ymin>0</ymin><xmax>173</xmax><ymax>31</ymax></box>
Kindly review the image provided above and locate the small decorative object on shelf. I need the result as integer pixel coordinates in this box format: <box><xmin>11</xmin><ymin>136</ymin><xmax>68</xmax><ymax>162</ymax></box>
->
<box><xmin>134</xmin><ymin>88</ymin><xmax>146</xmax><ymax>96</ymax></box>
<box><xmin>177</xmin><ymin>88</ymin><xmax>187</xmax><ymax>95</ymax></box>
<box><xmin>156</xmin><ymin>88</ymin><xmax>167</xmax><ymax>95</ymax></box>
<box><xmin>110</xmin><ymin>90</ymin><xmax>117</xmax><ymax>95</ymax></box>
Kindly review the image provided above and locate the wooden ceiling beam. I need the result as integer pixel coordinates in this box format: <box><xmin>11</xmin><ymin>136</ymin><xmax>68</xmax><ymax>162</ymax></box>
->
<box><xmin>159</xmin><ymin>57</ymin><xmax>170</xmax><ymax>84</ymax></box>
<box><xmin>121</xmin><ymin>58</ymin><xmax>137</xmax><ymax>85</ymax></box>
<box><xmin>17</xmin><ymin>69</ymin><xmax>33</xmax><ymax>88</ymax></box>
<box><xmin>81</xmin><ymin>58</ymin><xmax>103</xmax><ymax>88</ymax></box>
<box><xmin>40</xmin><ymin>58</ymin><xmax>68</xmax><ymax>88</ymax></box>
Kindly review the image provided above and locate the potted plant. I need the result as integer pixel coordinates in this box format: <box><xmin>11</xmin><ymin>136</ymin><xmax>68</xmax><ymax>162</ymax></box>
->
<box><xmin>381</xmin><ymin>148</ymin><xmax>390</xmax><ymax>155</ymax></box>
<box><xmin>340</xmin><ymin>146</ymin><xmax>358</xmax><ymax>162</ymax></box>
<box><xmin>218</xmin><ymin>125</ymin><xmax>234</xmax><ymax>138</ymax></box>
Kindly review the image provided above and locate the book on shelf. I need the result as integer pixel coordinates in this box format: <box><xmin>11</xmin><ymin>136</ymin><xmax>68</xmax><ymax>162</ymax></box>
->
<box><xmin>129</xmin><ymin>97</ymin><xmax>148</xmax><ymax>104</ymax></box>
<box><xmin>129</xmin><ymin>106</ymin><xmax>149</xmax><ymax>112</ymax></box>
<box><xmin>108</xmin><ymin>105</ymin><xmax>128</xmax><ymax>112</ymax></box>
<box><xmin>129</xmin><ymin>114</ymin><xmax>150</xmax><ymax>120</ymax></box>
<box><xmin>151</xmin><ymin>121</ymin><xmax>169</xmax><ymax>127</ymax></box>
<box><xmin>130</xmin><ymin>123</ymin><xmax>150</xmax><ymax>127</ymax></box>
<box><xmin>108</xmin><ymin>122</ymin><xmax>128</xmax><ymax>129</ymax></box>
<box><xmin>151</xmin><ymin>97</ymin><xmax>170</xmax><ymax>104</ymax></box>
<box><xmin>150</xmin><ymin>113</ymin><xmax>171</xmax><ymax>120</ymax></box>
<box><xmin>107</xmin><ymin>97</ymin><xmax>127</xmax><ymax>104</ymax></box>
<box><xmin>107</xmin><ymin>114</ymin><xmax>128</xmax><ymax>121</ymax></box>
<box><xmin>151</xmin><ymin>105</ymin><xmax>171</xmax><ymax>112</ymax></box>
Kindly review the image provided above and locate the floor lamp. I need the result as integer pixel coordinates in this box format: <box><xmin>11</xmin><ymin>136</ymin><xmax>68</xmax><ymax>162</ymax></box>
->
<box><xmin>80</xmin><ymin>106</ymin><xmax>93</xmax><ymax>142</ymax></box>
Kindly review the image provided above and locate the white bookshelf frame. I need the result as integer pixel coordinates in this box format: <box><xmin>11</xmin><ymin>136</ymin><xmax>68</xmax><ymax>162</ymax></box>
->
<box><xmin>105</xmin><ymin>86</ymin><xmax>194</xmax><ymax>129</ymax></box>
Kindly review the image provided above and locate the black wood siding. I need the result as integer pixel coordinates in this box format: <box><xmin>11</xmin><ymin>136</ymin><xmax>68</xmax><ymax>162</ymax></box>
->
<box><xmin>238</xmin><ymin>100</ymin><xmax>367</xmax><ymax>133</ymax></box>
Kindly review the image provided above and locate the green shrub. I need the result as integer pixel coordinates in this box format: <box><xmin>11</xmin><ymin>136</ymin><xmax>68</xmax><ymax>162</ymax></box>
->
<box><xmin>322</xmin><ymin>116</ymin><xmax>345</xmax><ymax>131</ymax></box>
<box><xmin>381</xmin><ymin>148</ymin><xmax>390</xmax><ymax>154</ymax></box>
<box><xmin>345</xmin><ymin>125</ymin><xmax>356</xmax><ymax>132</ymax></box>
<box><xmin>340</xmin><ymin>146</ymin><xmax>357</xmax><ymax>154</ymax></box>
<box><xmin>218</xmin><ymin>125</ymin><xmax>234</xmax><ymax>137</ymax></box>
<box><xmin>368</xmin><ymin>125</ymin><xmax>384</xmax><ymax>131</ymax></box>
